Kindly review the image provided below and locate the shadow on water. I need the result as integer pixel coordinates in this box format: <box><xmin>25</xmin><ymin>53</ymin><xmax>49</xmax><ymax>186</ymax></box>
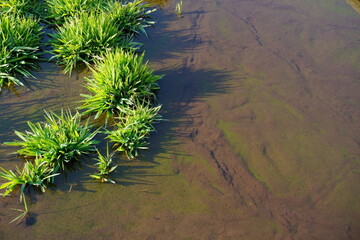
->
<box><xmin>0</xmin><ymin>2</ymin><xmax>233</xmax><ymax>228</ymax></box>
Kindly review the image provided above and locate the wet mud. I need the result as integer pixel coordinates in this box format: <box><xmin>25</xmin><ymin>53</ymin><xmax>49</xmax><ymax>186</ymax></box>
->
<box><xmin>0</xmin><ymin>0</ymin><xmax>359</xmax><ymax>239</ymax></box>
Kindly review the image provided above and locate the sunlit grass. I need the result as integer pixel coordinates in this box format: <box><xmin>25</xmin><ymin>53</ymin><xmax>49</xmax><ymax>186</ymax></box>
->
<box><xmin>107</xmin><ymin>104</ymin><xmax>162</xmax><ymax>159</ymax></box>
<box><xmin>0</xmin><ymin>0</ymin><xmax>42</xmax><ymax>17</ymax></box>
<box><xmin>50</xmin><ymin>11</ymin><xmax>138</xmax><ymax>74</ymax></box>
<box><xmin>44</xmin><ymin>0</ymin><xmax>107</xmax><ymax>25</ymax></box>
<box><xmin>0</xmin><ymin>14</ymin><xmax>42</xmax><ymax>90</ymax></box>
<box><xmin>5</xmin><ymin>110</ymin><xmax>98</xmax><ymax>170</ymax></box>
<box><xmin>105</xmin><ymin>0</ymin><xmax>155</xmax><ymax>37</ymax></box>
<box><xmin>90</xmin><ymin>147</ymin><xmax>117</xmax><ymax>184</ymax></box>
<box><xmin>0</xmin><ymin>158</ymin><xmax>58</xmax><ymax>197</ymax></box>
<box><xmin>175</xmin><ymin>1</ymin><xmax>183</xmax><ymax>17</ymax></box>
<box><xmin>0</xmin><ymin>157</ymin><xmax>59</xmax><ymax>223</ymax></box>
<box><xmin>80</xmin><ymin>49</ymin><xmax>162</xmax><ymax>120</ymax></box>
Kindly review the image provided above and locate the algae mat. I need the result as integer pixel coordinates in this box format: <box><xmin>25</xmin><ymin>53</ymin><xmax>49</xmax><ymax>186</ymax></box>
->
<box><xmin>0</xmin><ymin>0</ymin><xmax>359</xmax><ymax>239</ymax></box>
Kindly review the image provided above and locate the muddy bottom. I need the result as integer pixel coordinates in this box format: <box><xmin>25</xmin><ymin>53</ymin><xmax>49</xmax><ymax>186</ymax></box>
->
<box><xmin>0</xmin><ymin>0</ymin><xmax>359</xmax><ymax>239</ymax></box>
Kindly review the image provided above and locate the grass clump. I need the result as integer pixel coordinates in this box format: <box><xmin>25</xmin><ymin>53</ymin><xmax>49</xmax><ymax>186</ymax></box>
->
<box><xmin>5</xmin><ymin>110</ymin><xmax>98</xmax><ymax>170</ymax></box>
<box><xmin>105</xmin><ymin>0</ymin><xmax>155</xmax><ymax>37</ymax></box>
<box><xmin>44</xmin><ymin>0</ymin><xmax>107</xmax><ymax>25</ymax></box>
<box><xmin>175</xmin><ymin>1</ymin><xmax>183</xmax><ymax>17</ymax></box>
<box><xmin>0</xmin><ymin>0</ymin><xmax>42</xmax><ymax>17</ymax></box>
<box><xmin>90</xmin><ymin>147</ymin><xmax>117</xmax><ymax>184</ymax></box>
<box><xmin>107</xmin><ymin>104</ymin><xmax>161</xmax><ymax>158</ymax></box>
<box><xmin>80</xmin><ymin>49</ymin><xmax>162</xmax><ymax>120</ymax></box>
<box><xmin>0</xmin><ymin>14</ymin><xmax>42</xmax><ymax>90</ymax></box>
<box><xmin>50</xmin><ymin>12</ymin><xmax>137</xmax><ymax>74</ymax></box>
<box><xmin>0</xmin><ymin>157</ymin><xmax>59</xmax><ymax>223</ymax></box>
<box><xmin>0</xmin><ymin>158</ymin><xmax>58</xmax><ymax>197</ymax></box>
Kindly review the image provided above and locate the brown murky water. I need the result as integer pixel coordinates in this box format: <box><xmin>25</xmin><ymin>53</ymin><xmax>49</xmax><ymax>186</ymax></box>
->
<box><xmin>1</xmin><ymin>0</ymin><xmax>359</xmax><ymax>239</ymax></box>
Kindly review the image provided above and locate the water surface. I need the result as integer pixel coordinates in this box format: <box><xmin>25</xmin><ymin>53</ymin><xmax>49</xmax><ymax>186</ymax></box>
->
<box><xmin>0</xmin><ymin>0</ymin><xmax>359</xmax><ymax>239</ymax></box>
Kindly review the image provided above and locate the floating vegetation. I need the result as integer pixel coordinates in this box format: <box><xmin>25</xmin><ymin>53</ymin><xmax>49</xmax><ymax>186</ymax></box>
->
<box><xmin>5</xmin><ymin>110</ymin><xmax>98</xmax><ymax>171</ymax></box>
<box><xmin>107</xmin><ymin>104</ymin><xmax>162</xmax><ymax>159</ymax></box>
<box><xmin>90</xmin><ymin>147</ymin><xmax>117</xmax><ymax>184</ymax></box>
<box><xmin>80</xmin><ymin>49</ymin><xmax>162</xmax><ymax>120</ymax></box>
<box><xmin>0</xmin><ymin>14</ymin><xmax>42</xmax><ymax>90</ymax></box>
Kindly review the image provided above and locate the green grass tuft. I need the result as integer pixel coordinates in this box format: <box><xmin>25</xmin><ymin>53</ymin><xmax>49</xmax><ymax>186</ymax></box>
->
<box><xmin>0</xmin><ymin>0</ymin><xmax>43</xmax><ymax>17</ymax></box>
<box><xmin>50</xmin><ymin>11</ymin><xmax>138</xmax><ymax>74</ymax></box>
<box><xmin>0</xmin><ymin>158</ymin><xmax>58</xmax><ymax>197</ymax></box>
<box><xmin>90</xmin><ymin>147</ymin><xmax>117</xmax><ymax>184</ymax></box>
<box><xmin>44</xmin><ymin>0</ymin><xmax>108</xmax><ymax>25</ymax></box>
<box><xmin>107</xmin><ymin>104</ymin><xmax>162</xmax><ymax>159</ymax></box>
<box><xmin>0</xmin><ymin>14</ymin><xmax>42</xmax><ymax>89</ymax></box>
<box><xmin>80</xmin><ymin>49</ymin><xmax>162</xmax><ymax>120</ymax></box>
<box><xmin>5</xmin><ymin>110</ymin><xmax>98</xmax><ymax>170</ymax></box>
<box><xmin>105</xmin><ymin>0</ymin><xmax>156</xmax><ymax>37</ymax></box>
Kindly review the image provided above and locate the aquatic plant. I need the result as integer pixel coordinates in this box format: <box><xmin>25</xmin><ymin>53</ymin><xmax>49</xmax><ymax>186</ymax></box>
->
<box><xmin>0</xmin><ymin>158</ymin><xmax>58</xmax><ymax>197</ymax></box>
<box><xmin>118</xmin><ymin>103</ymin><xmax>162</xmax><ymax>129</ymax></box>
<box><xmin>50</xmin><ymin>12</ymin><xmax>137</xmax><ymax>74</ymax></box>
<box><xmin>0</xmin><ymin>14</ymin><xmax>42</xmax><ymax>89</ymax></box>
<box><xmin>90</xmin><ymin>147</ymin><xmax>117</xmax><ymax>184</ymax></box>
<box><xmin>175</xmin><ymin>1</ymin><xmax>183</xmax><ymax>17</ymax></box>
<box><xmin>44</xmin><ymin>0</ymin><xmax>107</xmax><ymax>25</ymax></box>
<box><xmin>5</xmin><ymin>110</ymin><xmax>98</xmax><ymax>170</ymax></box>
<box><xmin>105</xmin><ymin>0</ymin><xmax>156</xmax><ymax>37</ymax></box>
<box><xmin>80</xmin><ymin>49</ymin><xmax>162</xmax><ymax>120</ymax></box>
<box><xmin>0</xmin><ymin>157</ymin><xmax>58</xmax><ymax>223</ymax></box>
<box><xmin>107</xmin><ymin>104</ymin><xmax>162</xmax><ymax>158</ymax></box>
<box><xmin>0</xmin><ymin>0</ymin><xmax>42</xmax><ymax>17</ymax></box>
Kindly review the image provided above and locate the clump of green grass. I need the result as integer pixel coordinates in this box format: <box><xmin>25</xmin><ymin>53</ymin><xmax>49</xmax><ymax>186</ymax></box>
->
<box><xmin>107</xmin><ymin>104</ymin><xmax>162</xmax><ymax>158</ymax></box>
<box><xmin>0</xmin><ymin>158</ymin><xmax>58</xmax><ymax>197</ymax></box>
<box><xmin>175</xmin><ymin>1</ymin><xmax>183</xmax><ymax>17</ymax></box>
<box><xmin>44</xmin><ymin>0</ymin><xmax>107</xmax><ymax>25</ymax></box>
<box><xmin>0</xmin><ymin>14</ymin><xmax>42</xmax><ymax>90</ymax></box>
<box><xmin>105</xmin><ymin>0</ymin><xmax>155</xmax><ymax>37</ymax></box>
<box><xmin>80</xmin><ymin>49</ymin><xmax>162</xmax><ymax>120</ymax></box>
<box><xmin>50</xmin><ymin>11</ymin><xmax>137</xmax><ymax>74</ymax></box>
<box><xmin>5</xmin><ymin>110</ymin><xmax>98</xmax><ymax>170</ymax></box>
<box><xmin>0</xmin><ymin>157</ymin><xmax>59</xmax><ymax>223</ymax></box>
<box><xmin>90</xmin><ymin>147</ymin><xmax>117</xmax><ymax>184</ymax></box>
<box><xmin>0</xmin><ymin>0</ymin><xmax>43</xmax><ymax>17</ymax></box>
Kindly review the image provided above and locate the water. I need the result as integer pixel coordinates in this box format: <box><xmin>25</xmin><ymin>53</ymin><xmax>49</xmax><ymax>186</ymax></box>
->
<box><xmin>0</xmin><ymin>0</ymin><xmax>359</xmax><ymax>239</ymax></box>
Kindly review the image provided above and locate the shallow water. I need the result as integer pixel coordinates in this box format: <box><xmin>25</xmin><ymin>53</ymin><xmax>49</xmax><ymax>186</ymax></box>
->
<box><xmin>0</xmin><ymin>0</ymin><xmax>359</xmax><ymax>239</ymax></box>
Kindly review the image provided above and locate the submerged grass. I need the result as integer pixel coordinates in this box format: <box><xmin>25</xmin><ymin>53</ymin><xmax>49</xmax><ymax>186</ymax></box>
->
<box><xmin>80</xmin><ymin>49</ymin><xmax>162</xmax><ymax>120</ymax></box>
<box><xmin>50</xmin><ymin>11</ymin><xmax>138</xmax><ymax>74</ymax></box>
<box><xmin>0</xmin><ymin>14</ymin><xmax>42</xmax><ymax>90</ymax></box>
<box><xmin>5</xmin><ymin>110</ymin><xmax>98</xmax><ymax>171</ymax></box>
<box><xmin>107</xmin><ymin>104</ymin><xmax>162</xmax><ymax>159</ymax></box>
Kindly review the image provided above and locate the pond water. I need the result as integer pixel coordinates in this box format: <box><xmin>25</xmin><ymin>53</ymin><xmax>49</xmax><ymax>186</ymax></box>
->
<box><xmin>0</xmin><ymin>0</ymin><xmax>359</xmax><ymax>239</ymax></box>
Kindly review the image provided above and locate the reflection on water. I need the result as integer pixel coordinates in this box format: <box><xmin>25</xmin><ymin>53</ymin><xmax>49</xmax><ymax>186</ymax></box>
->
<box><xmin>0</xmin><ymin>0</ymin><xmax>359</xmax><ymax>239</ymax></box>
